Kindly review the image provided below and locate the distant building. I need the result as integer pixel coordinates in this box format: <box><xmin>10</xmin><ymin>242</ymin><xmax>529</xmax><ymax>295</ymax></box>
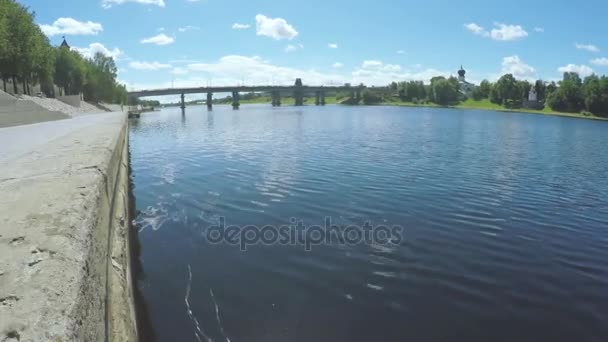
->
<box><xmin>528</xmin><ymin>87</ymin><xmax>537</xmax><ymax>102</ymax></box>
<box><xmin>523</xmin><ymin>85</ymin><xmax>543</xmax><ymax>109</ymax></box>
<box><xmin>457</xmin><ymin>65</ymin><xmax>475</xmax><ymax>97</ymax></box>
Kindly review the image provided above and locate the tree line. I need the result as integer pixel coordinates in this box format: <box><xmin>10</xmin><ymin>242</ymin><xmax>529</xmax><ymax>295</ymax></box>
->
<box><xmin>0</xmin><ymin>0</ymin><xmax>127</xmax><ymax>104</ymax></box>
<box><xmin>361</xmin><ymin>72</ymin><xmax>608</xmax><ymax>118</ymax></box>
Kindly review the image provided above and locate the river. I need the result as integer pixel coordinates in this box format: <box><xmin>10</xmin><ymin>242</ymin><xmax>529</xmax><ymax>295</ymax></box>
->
<box><xmin>129</xmin><ymin>104</ymin><xmax>608</xmax><ymax>341</ymax></box>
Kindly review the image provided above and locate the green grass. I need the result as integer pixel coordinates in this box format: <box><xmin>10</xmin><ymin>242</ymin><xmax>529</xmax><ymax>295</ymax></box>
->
<box><xmin>456</xmin><ymin>99</ymin><xmax>606</xmax><ymax>120</ymax></box>
<box><xmin>376</xmin><ymin>98</ymin><xmax>607</xmax><ymax>121</ymax></box>
<box><xmin>456</xmin><ymin>98</ymin><xmax>504</xmax><ymax>110</ymax></box>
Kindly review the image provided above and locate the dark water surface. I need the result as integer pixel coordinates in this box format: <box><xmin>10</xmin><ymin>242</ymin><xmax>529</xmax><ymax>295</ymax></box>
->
<box><xmin>130</xmin><ymin>105</ymin><xmax>608</xmax><ymax>342</ymax></box>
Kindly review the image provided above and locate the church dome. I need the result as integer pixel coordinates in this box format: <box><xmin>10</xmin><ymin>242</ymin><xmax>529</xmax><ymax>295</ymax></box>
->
<box><xmin>458</xmin><ymin>65</ymin><xmax>466</xmax><ymax>78</ymax></box>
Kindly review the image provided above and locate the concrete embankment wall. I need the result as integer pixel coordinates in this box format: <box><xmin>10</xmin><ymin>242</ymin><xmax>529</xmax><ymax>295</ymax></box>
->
<box><xmin>57</xmin><ymin>94</ymin><xmax>82</xmax><ymax>108</ymax></box>
<box><xmin>0</xmin><ymin>112</ymin><xmax>137</xmax><ymax>341</ymax></box>
<box><xmin>0</xmin><ymin>90</ymin><xmax>69</xmax><ymax>128</ymax></box>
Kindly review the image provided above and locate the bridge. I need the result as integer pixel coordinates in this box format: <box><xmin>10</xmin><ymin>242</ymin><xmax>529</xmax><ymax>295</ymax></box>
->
<box><xmin>127</xmin><ymin>79</ymin><xmax>366</xmax><ymax>110</ymax></box>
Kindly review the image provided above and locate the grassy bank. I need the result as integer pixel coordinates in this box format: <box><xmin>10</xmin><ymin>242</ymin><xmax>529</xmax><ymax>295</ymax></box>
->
<box><xmin>214</xmin><ymin>94</ymin><xmax>607</xmax><ymax>121</ymax></box>
<box><xmin>381</xmin><ymin>98</ymin><xmax>607</xmax><ymax>121</ymax></box>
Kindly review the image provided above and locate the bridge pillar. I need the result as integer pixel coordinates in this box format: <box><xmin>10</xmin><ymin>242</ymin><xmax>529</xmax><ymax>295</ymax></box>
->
<box><xmin>320</xmin><ymin>90</ymin><xmax>326</xmax><ymax>106</ymax></box>
<box><xmin>294</xmin><ymin>91</ymin><xmax>304</xmax><ymax>106</ymax></box>
<box><xmin>180</xmin><ymin>93</ymin><xmax>186</xmax><ymax>109</ymax></box>
<box><xmin>294</xmin><ymin>78</ymin><xmax>304</xmax><ymax>106</ymax></box>
<box><xmin>315</xmin><ymin>91</ymin><xmax>320</xmax><ymax>106</ymax></box>
<box><xmin>272</xmin><ymin>91</ymin><xmax>281</xmax><ymax>107</ymax></box>
<box><xmin>207</xmin><ymin>93</ymin><xmax>213</xmax><ymax>110</ymax></box>
<box><xmin>232</xmin><ymin>91</ymin><xmax>240</xmax><ymax>109</ymax></box>
<box><xmin>355</xmin><ymin>90</ymin><xmax>361</xmax><ymax>104</ymax></box>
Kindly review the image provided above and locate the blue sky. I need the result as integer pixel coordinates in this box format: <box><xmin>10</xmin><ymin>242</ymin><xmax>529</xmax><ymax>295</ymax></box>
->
<box><xmin>20</xmin><ymin>0</ymin><xmax>608</xmax><ymax>93</ymax></box>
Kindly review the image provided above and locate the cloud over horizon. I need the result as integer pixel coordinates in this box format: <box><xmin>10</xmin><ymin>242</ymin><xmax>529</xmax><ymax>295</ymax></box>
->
<box><xmin>129</xmin><ymin>61</ymin><xmax>172</xmax><ymax>70</ymax></box>
<box><xmin>73</xmin><ymin>43</ymin><xmax>123</xmax><ymax>59</ymax></box>
<box><xmin>40</xmin><ymin>18</ymin><xmax>103</xmax><ymax>36</ymax></box>
<box><xmin>558</xmin><ymin>64</ymin><xmax>594</xmax><ymax>77</ymax></box>
<box><xmin>501</xmin><ymin>55</ymin><xmax>536</xmax><ymax>80</ymax></box>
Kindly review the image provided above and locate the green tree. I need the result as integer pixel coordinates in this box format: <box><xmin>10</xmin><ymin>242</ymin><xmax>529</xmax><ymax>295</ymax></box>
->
<box><xmin>3</xmin><ymin>0</ymin><xmax>37</xmax><ymax>93</ymax></box>
<box><xmin>0</xmin><ymin>0</ymin><xmax>9</xmax><ymax>91</ymax></box>
<box><xmin>534</xmin><ymin>80</ymin><xmax>546</xmax><ymax>102</ymax></box>
<box><xmin>519</xmin><ymin>80</ymin><xmax>532</xmax><ymax>100</ymax></box>
<box><xmin>489</xmin><ymin>84</ymin><xmax>502</xmax><ymax>104</ymax></box>
<box><xmin>431</xmin><ymin>77</ymin><xmax>458</xmax><ymax>105</ymax></box>
<box><xmin>556</xmin><ymin>72</ymin><xmax>584</xmax><ymax>112</ymax></box>
<box><xmin>471</xmin><ymin>79</ymin><xmax>491</xmax><ymax>101</ymax></box>
<box><xmin>494</xmin><ymin>74</ymin><xmax>520</xmax><ymax>107</ymax></box>
<box><xmin>361</xmin><ymin>89</ymin><xmax>382</xmax><ymax>105</ymax></box>
<box><xmin>546</xmin><ymin>81</ymin><xmax>557</xmax><ymax>95</ymax></box>
<box><xmin>54</xmin><ymin>48</ymin><xmax>87</xmax><ymax>95</ymax></box>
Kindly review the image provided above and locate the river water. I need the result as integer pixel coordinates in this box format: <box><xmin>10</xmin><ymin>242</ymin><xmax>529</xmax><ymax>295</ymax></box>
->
<box><xmin>129</xmin><ymin>104</ymin><xmax>608</xmax><ymax>342</ymax></box>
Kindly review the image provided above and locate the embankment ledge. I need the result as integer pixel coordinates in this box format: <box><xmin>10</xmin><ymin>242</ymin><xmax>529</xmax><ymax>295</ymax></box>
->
<box><xmin>0</xmin><ymin>112</ymin><xmax>136</xmax><ymax>341</ymax></box>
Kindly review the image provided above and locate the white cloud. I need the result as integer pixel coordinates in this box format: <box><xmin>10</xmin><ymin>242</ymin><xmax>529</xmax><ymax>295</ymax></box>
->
<box><xmin>464</xmin><ymin>22</ymin><xmax>528</xmax><ymax>41</ymax></box>
<box><xmin>534</xmin><ymin>27</ymin><xmax>544</xmax><ymax>32</ymax></box>
<box><xmin>73</xmin><ymin>43</ymin><xmax>123</xmax><ymax>59</ymax></box>
<box><xmin>39</xmin><ymin>18</ymin><xmax>103</xmax><ymax>36</ymax></box>
<box><xmin>332</xmin><ymin>62</ymin><xmax>344</xmax><ymax>68</ymax></box>
<box><xmin>352</xmin><ymin>60</ymin><xmax>447</xmax><ymax>85</ymax></box>
<box><xmin>575</xmin><ymin>43</ymin><xmax>599</xmax><ymax>53</ymax></box>
<box><xmin>185</xmin><ymin>55</ymin><xmax>342</xmax><ymax>86</ymax></box>
<box><xmin>490</xmin><ymin>23</ymin><xmax>528</xmax><ymax>41</ymax></box>
<box><xmin>102</xmin><ymin>0</ymin><xmax>165</xmax><ymax>8</ymax></box>
<box><xmin>129</xmin><ymin>61</ymin><xmax>172</xmax><ymax>70</ymax></box>
<box><xmin>590</xmin><ymin>57</ymin><xmax>608</xmax><ymax>66</ymax></box>
<box><xmin>178</xmin><ymin>25</ymin><xmax>200</xmax><ymax>32</ymax></box>
<box><xmin>171</xmin><ymin>67</ymin><xmax>188</xmax><ymax>75</ymax></box>
<box><xmin>396</xmin><ymin>50</ymin><xmax>405</xmax><ymax>54</ymax></box>
<box><xmin>255</xmin><ymin>14</ymin><xmax>298</xmax><ymax>40</ymax></box>
<box><xmin>464</xmin><ymin>23</ymin><xmax>488</xmax><ymax>36</ymax></box>
<box><xmin>141</xmin><ymin>33</ymin><xmax>175</xmax><ymax>45</ymax></box>
<box><xmin>169</xmin><ymin>58</ymin><xmax>202</xmax><ymax>64</ymax></box>
<box><xmin>328</xmin><ymin>43</ymin><xmax>338</xmax><ymax>49</ymax></box>
<box><xmin>558</xmin><ymin>64</ymin><xmax>594</xmax><ymax>77</ymax></box>
<box><xmin>125</xmin><ymin>55</ymin><xmax>450</xmax><ymax>91</ymax></box>
<box><xmin>360</xmin><ymin>60</ymin><xmax>401</xmax><ymax>72</ymax></box>
<box><xmin>158</xmin><ymin>27</ymin><xmax>165</xmax><ymax>32</ymax></box>
<box><xmin>232</xmin><ymin>23</ymin><xmax>250</xmax><ymax>29</ymax></box>
<box><xmin>284</xmin><ymin>43</ymin><xmax>303</xmax><ymax>53</ymax></box>
<box><xmin>501</xmin><ymin>55</ymin><xmax>536</xmax><ymax>80</ymax></box>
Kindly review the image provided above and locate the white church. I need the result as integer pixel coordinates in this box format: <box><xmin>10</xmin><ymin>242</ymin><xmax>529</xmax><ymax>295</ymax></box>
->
<box><xmin>457</xmin><ymin>65</ymin><xmax>476</xmax><ymax>97</ymax></box>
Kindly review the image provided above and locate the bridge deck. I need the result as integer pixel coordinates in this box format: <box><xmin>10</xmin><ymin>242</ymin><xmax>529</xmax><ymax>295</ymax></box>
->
<box><xmin>128</xmin><ymin>85</ymin><xmax>372</xmax><ymax>98</ymax></box>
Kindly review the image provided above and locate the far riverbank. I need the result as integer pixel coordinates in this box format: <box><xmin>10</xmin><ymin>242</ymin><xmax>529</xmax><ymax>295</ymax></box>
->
<box><xmin>231</xmin><ymin>95</ymin><xmax>608</xmax><ymax>121</ymax></box>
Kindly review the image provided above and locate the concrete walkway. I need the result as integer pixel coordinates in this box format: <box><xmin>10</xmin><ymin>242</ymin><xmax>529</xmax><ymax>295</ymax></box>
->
<box><xmin>0</xmin><ymin>112</ymin><xmax>136</xmax><ymax>341</ymax></box>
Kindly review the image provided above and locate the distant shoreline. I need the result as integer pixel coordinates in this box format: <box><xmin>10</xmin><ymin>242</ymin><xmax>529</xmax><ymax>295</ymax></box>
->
<box><xmin>164</xmin><ymin>96</ymin><xmax>608</xmax><ymax>121</ymax></box>
<box><xmin>380</xmin><ymin>100</ymin><xmax>608</xmax><ymax>121</ymax></box>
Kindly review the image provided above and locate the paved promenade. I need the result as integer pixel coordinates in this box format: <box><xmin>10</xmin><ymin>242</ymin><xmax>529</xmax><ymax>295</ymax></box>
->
<box><xmin>0</xmin><ymin>112</ymin><xmax>136</xmax><ymax>341</ymax></box>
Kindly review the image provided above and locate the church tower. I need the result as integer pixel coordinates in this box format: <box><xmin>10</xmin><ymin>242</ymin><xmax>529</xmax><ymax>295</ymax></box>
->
<box><xmin>458</xmin><ymin>65</ymin><xmax>466</xmax><ymax>82</ymax></box>
<box><xmin>60</xmin><ymin>36</ymin><xmax>70</xmax><ymax>49</ymax></box>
